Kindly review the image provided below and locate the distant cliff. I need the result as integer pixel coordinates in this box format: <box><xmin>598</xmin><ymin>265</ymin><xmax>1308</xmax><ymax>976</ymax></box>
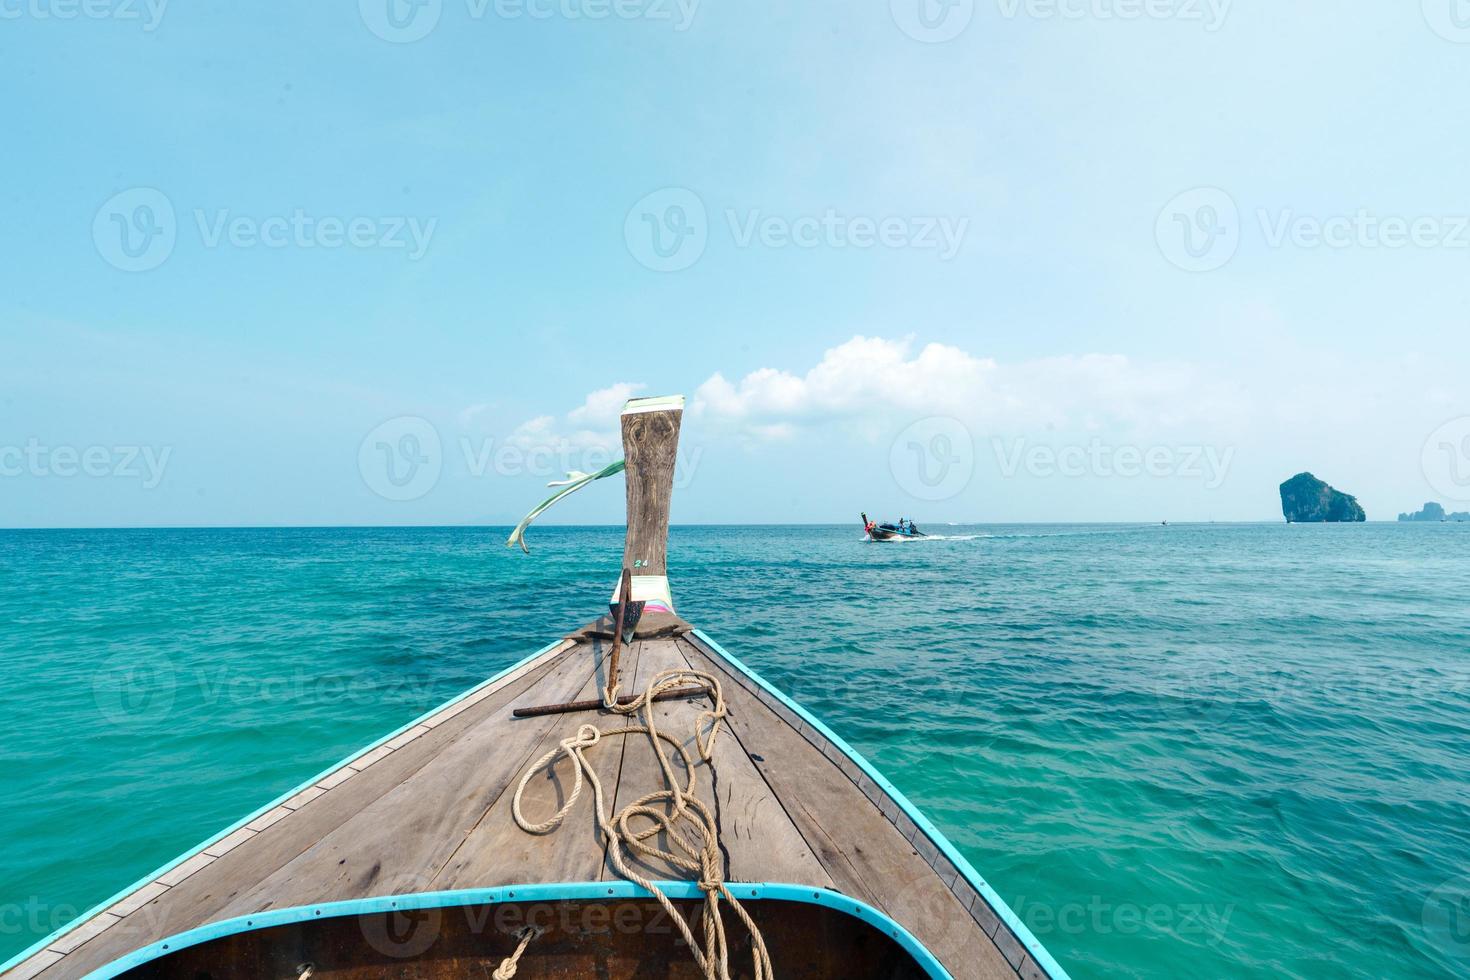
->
<box><xmin>1398</xmin><ymin>502</ymin><xmax>1470</xmax><ymax>522</ymax></box>
<box><xmin>1279</xmin><ymin>473</ymin><xmax>1367</xmax><ymax>523</ymax></box>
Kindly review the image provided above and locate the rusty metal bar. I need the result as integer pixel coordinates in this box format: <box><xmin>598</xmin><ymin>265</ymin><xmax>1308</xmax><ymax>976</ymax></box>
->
<box><xmin>606</xmin><ymin>567</ymin><xmax>633</xmax><ymax>695</ymax></box>
<box><xmin>512</xmin><ymin>686</ymin><xmax>708</xmax><ymax>719</ymax></box>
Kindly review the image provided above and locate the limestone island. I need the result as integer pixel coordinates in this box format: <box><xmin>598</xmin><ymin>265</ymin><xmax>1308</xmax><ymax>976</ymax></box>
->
<box><xmin>1280</xmin><ymin>472</ymin><xmax>1367</xmax><ymax>523</ymax></box>
<box><xmin>1398</xmin><ymin>502</ymin><xmax>1470</xmax><ymax>522</ymax></box>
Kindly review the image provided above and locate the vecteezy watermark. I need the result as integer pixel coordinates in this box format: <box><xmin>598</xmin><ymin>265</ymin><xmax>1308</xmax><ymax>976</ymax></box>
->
<box><xmin>359</xmin><ymin>0</ymin><xmax>442</xmax><ymax>42</ymax></box>
<box><xmin>1013</xmin><ymin>895</ymin><xmax>1235</xmax><ymax>944</ymax></box>
<box><xmin>362</xmin><ymin>876</ymin><xmax>444</xmax><ymax>958</ymax></box>
<box><xmin>93</xmin><ymin>187</ymin><xmax>177</xmax><ymax>273</ymax></box>
<box><xmin>461</xmin><ymin>437</ymin><xmax>619</xmax><ymax>482</ymax></box>
<box><xmin>93</xmin><ymin>187</ymin><xmax>437</xmax><ymax>272</ymax></box>
<box><xmin>624</xmin><ymin>187</ymin><xmax>970</xmax><ymax>272</ymax></box>
<box><xmin>1151</xmin><ymin>657</ymin><xmax>1264</xmax><ymax>731</ymax></box>
<box><xmin>1422</xmin><ymin>0</ymin><xmax>1470</xmax><ymax>43</ymax></box>
<box><xmin>359</xmin><ymin>896</ymin><xmax>685</xmax><ymax>960</ymax></box>
<box><xmin>359</xmin><ymin>417</ymin><xmax>443</xmax><ymax>502</ymax></box>
<box><xmin>1256</xmin><ymin>209</ymin><xmax>1470</xmax><ymax>252</ymax></box>
<box><xmin>890</xmin><ymin>417</ymin><xmax>975</xmax><ymax>502</ymax></box>
<box><xmin>0</xmin><ymin>439</ymin><xmax>171</xmax><ymax>488</ymax></box>
<box><xmin>460</xmin><ymin>436</ymin><xmax>703</xmax><ymax>488</ymax></box>
<box><xmin>93</xmin><ymin>656</ymin><xmax>442</xmax><ymax>726</ymax></box>
<box><xmin>1158</xmin><ymin>186</ymin><xmax>1470</xmax><ymax>272</ymax></box>
<box><xmin>1155</xmin><ymin>187</ymin><xmax>1240</xmax><ymax>273</ymax></box>
<box><xmin>0</xmin><ymin>0</ymin><xmax>168</xmax><ymax>30</ymax></box>
<box><xmin>0</xmin><ymin>898</ymin><xmax>83</xmax><ymax>938</ymax></box>
<box><xmin>1422</xmin><ymin>416</ymin><xmax>1470</xmax><ymax>503</ymax></box>
<box><xmin>995</xmin><ymin>0</ymin><xmax>1231</xmax><ymax>31</ymax></box>
<box><xmin>360</xmin><ymin>417</ymin><xmax>702</xmax><ymax>502</ymax></box>
<box><xmin>359</xmin><ymin>0</ymin><xmax>699</xmax><ymax>43</ymax></box>
<box><xmin>992</xmin><ymin>438</ymin><xmax>1234</xmax><ymax>489</ymax></box>
<box><xmin>193</xmin><ymin>209</ymin><xmax>436</xmax><ymax>259</ymax></box>
<box><xmin>624</xmin><ymin>187</ymin><xmax>708</xmax><ymax>273</ymax></box>
<box><xmin>92</xmin><ymin>650</ymin><xmax>177</xmax><ymax>726</ymax></box>
<box><xmin>890</xmin><ymin>0</ymin><xmax>975</xmax><ymax>43</ymax></box>
<box><xmin>1423</xmin><ymin>875</ymin><xmax>1470</xmax><ymax>965</ymax></box>
<box><xmin>726</xmin><ymin>209</ymin><xmax>969</xmax><ymax>260</ymax></box>
<box><xmin>1155</xmin><ymin>659</ymin><xmax>1470</xmax><ymax>735</ymax></box>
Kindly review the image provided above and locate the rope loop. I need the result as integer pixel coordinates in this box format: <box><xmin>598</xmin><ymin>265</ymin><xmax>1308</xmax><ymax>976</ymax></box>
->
<box><xmin>509</xmin><ymin>667</ymin><xmax>773</xmax><ymax>980</ymax></box>
<box><xmin>491</xmin><ymin>925</ymin><xmax>542</xmax><ymax>979</ymax></box>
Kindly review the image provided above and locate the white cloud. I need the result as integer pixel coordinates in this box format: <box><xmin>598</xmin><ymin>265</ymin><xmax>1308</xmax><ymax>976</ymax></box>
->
<box><xmin>692</xmin><ymin>336</ymin><xmax>1243</xmax><ymax>440</ymax></box>
<box><xmin>507</xmin><ymin>382</ymin><xmax>646</xmax><ymax>452</ymax></box>
<box><xmin>567</xmin><ymin>382</ymin><xmax>645</xmax><ymax>427</ymax></box>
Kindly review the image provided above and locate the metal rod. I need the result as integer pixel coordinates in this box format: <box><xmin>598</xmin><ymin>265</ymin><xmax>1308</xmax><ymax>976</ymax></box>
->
<box><xmin>512</xmin><ymin>686</ymin><xmax>708</xmax><ymax>719</ymax></box>
<box><xmin>606</xmin><ymin>567</ymin><xmax>633</xmax><ymax>695</ymax></box>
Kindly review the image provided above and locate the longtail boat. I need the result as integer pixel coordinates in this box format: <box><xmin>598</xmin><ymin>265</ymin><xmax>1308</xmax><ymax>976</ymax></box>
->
<box><xmin>2</xmin><ymin>395</ymin><xmax>1068</xmax><ymax>980</ymax></box>
<box><xmin>862</xmin><ymin>513</ymin><xmax>928</xmax><ymax>542</ymax></box>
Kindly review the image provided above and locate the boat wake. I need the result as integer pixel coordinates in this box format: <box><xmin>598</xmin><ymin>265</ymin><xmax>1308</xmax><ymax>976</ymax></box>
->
<box><xmin>861</xmin><ymin>533</ymin><xmax>980</xmax><ymax>542</ymax></box>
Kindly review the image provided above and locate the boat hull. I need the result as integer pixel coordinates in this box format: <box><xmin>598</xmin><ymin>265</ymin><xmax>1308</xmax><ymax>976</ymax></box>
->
<box><xmin>867</xmin><ymin>526</ymin><xmax>925</xmax><ymax>541</ymax></box>
<box><xmin>4</xmin><ymin>625</ymin><xmax>1068</xmax><ymax>980</ymax></box>
<box><xmin>107</xmin><ymin>893</ymin><xmax>934</xmax><ymax>979</ymax></box>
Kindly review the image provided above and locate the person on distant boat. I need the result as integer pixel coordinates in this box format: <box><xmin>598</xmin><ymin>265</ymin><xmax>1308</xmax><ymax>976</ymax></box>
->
<box><xmin>908</xmin><ymin>520</ymin><xmax>920</xmax><ymax>534</ymax></box>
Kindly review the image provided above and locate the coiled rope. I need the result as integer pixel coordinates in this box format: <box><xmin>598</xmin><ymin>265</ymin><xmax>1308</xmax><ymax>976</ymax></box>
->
<box><xmin>510</xmin><ymin>667</ymin><xmax>773</xmax><ymax>980</ymax></box>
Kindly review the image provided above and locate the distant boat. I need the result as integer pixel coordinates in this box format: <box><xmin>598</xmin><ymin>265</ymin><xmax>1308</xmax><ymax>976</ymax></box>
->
<box><xmin>861</xmin><ymin>512</ymin><xmax>927</xmax><ymax>541</ymax></box>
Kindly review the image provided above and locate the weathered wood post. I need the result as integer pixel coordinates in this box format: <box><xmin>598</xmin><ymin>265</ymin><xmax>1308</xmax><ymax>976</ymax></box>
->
<box><xmin>618</xmin><ymin>394</ymin><xmax>684</xmax><ymax>614</ymax></box>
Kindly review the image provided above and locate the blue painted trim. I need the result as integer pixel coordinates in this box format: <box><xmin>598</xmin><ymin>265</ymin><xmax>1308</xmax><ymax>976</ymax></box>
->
<box><xmin>79</xmin><ymin>883</ymin><xmax>950</xmax><ymax>980</ymax></box>
<box><xmin>691</xmin><ymin>628</ymin><xmax>1073</xmax><ymax>980</ymax></box>
<box><xmin>0</xmin><ymin>639</ymin><xmax>570</xmax><ymax>976</ymax></box>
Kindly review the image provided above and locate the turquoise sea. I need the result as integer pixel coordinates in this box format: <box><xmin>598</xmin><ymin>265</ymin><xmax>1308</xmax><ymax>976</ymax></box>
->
<box><xmin>2</xmin><ymin>524</ymin><xmax>1468</xmax><ymax>978</ymax></box>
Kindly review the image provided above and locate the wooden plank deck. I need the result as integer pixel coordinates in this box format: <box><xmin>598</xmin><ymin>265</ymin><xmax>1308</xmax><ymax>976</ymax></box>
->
<box><xmin>9</xmin><ymin>625</ymin><xmax>1045</xmax><ymax>980</ymax></box>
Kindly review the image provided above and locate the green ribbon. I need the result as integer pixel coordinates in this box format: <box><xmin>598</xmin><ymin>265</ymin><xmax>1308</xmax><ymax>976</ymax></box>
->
<box><xmin>505</xmin><ymin>459</ymin><xmax>626</xmax><ymax>554</ymax></box>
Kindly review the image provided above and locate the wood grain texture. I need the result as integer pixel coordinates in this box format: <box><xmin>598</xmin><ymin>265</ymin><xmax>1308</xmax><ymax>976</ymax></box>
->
<box><xmin>26</xmin><ymin>643</ymin><xmax>578</xmax><ymax>980</ymax></box>
<box><xmin>616</xmin><ymin>638</ymin><xmax>835</xmax><ymax>888</ymax></box>
<box><xmin>15</xmin><ymin>626</ymin><xmax>1045</xmax><ymax>980</ymax></box>
<box><xmin>620</xmin><ymin>406</ymin><xmax>681</xmax><ymax>578</ymax></box>
<box><xmin>679</xmin><ymin>639</ymin><xmax>1020</xmax><ymax>980</ymax></box>
<box><xmin>433</xmin><ymin>641</ymin><xmax>635</xmax><ymax>889</ymax></box>
<box><xmin>597</xmin><ymin>638</ymin><xmax>703</xmax><ymax>882</ymax></box>
<box><xmin>216</xmin><ymin>647</ymin><xmax>605</xmax><ymax>914</ymax></box>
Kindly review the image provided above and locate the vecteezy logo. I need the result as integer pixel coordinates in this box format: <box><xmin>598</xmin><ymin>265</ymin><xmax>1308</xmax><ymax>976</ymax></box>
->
<box><xmin>1155</xmin><ymin>187</ymin><xmax>1239</xmax><ymax>273</ymax></box>
<box><xmin>624</xmin><ymin>187</ymin><xmax>708</xmax><ymax>272</ymax></box>
<box><xmin>92</xmin><ymin>650</ymin><xmax>177</xmax><ymax>725</ymax></box>
<box><xmin>93</xmin><ymin>188</ymin><xmax>176</xmax><ymax>272</ymax></box>
<box><xmin>1422</xmin><ymin>416</ymin><xmax>1470</xmax><ymax>503</ymax></box>
<box><xmin>360</xmin><ymin>874</ymin><xmax>443</xmax><ymax>957</ymax></box>
<box><xmin>1423</xmin><ymin>0</ymin><xmax>1470</xmax><ymax>43</ymax></box>
<box><xmin>890</xmin><ymin>416</ymin><xmax>974</xmax><ymax>501</ymax></box>
<box><xmin>359</xmin><ymin>417</ymin><xmax>443</xmax><ymax>501</ymax></box>
<box><xmin>1423</xmin><ymin>876</ymin><xmax>1470</xmax><ymax>965</ymax></box>
<box><xmin>890</xmin><ymin>0</ymin><xmax>975</xmax><ymax>43</ymax></box>
<box><xmin>1153</xmin><ymin>660</ymin><xmax>1253</xmax><ymax>734</ymax></box>
<box><xmin>359</xmin><ymin>0</ymin><xmax>442</xmax><ymax>42</ymax></box>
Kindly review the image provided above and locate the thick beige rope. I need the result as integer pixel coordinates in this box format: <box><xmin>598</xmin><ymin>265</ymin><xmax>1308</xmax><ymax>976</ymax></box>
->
<box><xmin>492</xmin><ymin>926</ymin><xmax>541</xmax><ymax>979</ymax></box>
<box><xmin>510</xmin><ymin>668</ymin><xmax>773</xmax><ymax>980</ymax></box>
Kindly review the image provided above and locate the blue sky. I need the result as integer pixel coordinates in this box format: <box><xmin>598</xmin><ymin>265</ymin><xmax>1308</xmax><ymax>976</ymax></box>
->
<box><xmin>3</xmin><ymin>0</ymin><xmax>1469</xmax><ymax>526</ymax></box>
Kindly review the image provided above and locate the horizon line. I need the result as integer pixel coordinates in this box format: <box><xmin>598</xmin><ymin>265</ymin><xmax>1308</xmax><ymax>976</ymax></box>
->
<box><xmin>0</xmin><ymin>520</ymin><xmax>1433</xmax><ymax>532</ymax></box>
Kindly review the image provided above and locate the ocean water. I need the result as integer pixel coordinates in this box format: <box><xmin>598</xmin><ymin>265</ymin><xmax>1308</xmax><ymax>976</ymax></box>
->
<box><xmin>1</xmin><ymin>524</ymin><xmax>1468</xmax><ymax>978</ymax></box>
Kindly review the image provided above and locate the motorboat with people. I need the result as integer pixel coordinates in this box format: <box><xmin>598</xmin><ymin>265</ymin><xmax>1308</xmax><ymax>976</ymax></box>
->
<box><xmin>861</xmin><ymin>512</ymin><xmax>927</xmax><ymax>541</ymax></box>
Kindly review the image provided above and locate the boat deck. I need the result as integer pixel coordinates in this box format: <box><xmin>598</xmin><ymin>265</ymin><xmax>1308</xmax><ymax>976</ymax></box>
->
<box><xmin>6</xmin><ymin>620</ymin><xmax>1048</xmax><ymax>980</ymax></box>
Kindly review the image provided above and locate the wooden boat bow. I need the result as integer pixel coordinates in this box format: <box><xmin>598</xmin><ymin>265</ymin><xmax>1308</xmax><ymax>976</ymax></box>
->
<box><xmin>1</xmin><ymin>394</ymin><xmax>1069</xmax><ymax>980</ymax></box>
